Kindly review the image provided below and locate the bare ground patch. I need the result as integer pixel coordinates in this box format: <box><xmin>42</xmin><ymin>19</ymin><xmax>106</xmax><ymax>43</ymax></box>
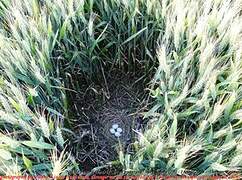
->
<box><xmin>66</xmin><ymin>69</ymin><xmax>149</xmax><ymax>174</ymax></box>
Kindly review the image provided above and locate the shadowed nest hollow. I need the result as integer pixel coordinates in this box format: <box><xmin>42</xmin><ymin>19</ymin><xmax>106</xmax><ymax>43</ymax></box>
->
<box><xmin>67</xmin><ymin>69</ymin><xmax>149</xmax><ymax>173</ymax></box>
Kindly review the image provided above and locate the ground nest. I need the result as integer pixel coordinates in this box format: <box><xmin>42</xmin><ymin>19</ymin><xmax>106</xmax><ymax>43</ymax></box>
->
<box><xmin>68</xmin><ymin>70</ymin><xmax>149</xmax><ymax>173</ymax></box>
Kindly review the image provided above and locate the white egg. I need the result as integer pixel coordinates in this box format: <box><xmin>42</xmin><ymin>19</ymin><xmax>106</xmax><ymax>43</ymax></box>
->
<box><xmin>112</xmin><ymin>124</ymin><xmax>119</xmax><ymax>129</ymax></box>
<box><xmin>109</xmin><ymin>128</ymin><xmax>115</xmax><ymax>134</ymax></box>
<box><xmin>116</xmin><ymin>128</ymin><xmax>122</xmax><ymax>133</ymax></box>
<box><xmin>114</xmin><ymin>132</ymin><xmax>121</xmax><ymax>137</ymax></box>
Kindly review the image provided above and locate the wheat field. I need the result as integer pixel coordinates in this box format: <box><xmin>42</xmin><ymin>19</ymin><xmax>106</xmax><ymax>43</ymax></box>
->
<box><xmin>0</xmin><ymin>0</ymin><xmax>242</xmax><ymax>177</ymax></box>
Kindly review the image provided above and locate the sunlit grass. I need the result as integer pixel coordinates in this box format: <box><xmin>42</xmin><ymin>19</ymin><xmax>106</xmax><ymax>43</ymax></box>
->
<box><xmin>0</xmin><ymin>0</ymin><xmax>241</xmax><ymax>176</ymax></box>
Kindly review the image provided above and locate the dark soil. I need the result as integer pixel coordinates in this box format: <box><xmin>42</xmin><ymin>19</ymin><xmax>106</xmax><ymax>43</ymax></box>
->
<box><xmin>66</xmin><ymin>69</ymin><xmax>149</xmax><ymax>174</ymax></box>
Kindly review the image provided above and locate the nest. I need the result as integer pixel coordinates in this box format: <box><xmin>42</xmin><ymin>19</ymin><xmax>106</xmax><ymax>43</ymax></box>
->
<box><xmin>96</xmin><ymin>108</ymin><xmax>132</xmax><ymax>144</ymax></box>
<box><xmin>70</xmin><ymin>70</ymin><xmax>148</xmax><ymax>173</ymax></box>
